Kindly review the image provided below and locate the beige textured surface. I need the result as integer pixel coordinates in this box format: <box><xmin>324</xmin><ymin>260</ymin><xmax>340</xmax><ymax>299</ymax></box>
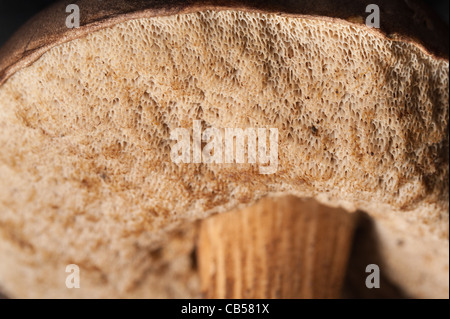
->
<box><xmin>1</xmin><ymin>0</ymin><xmax>449</xmax><ymax>87</ymax></box>
<box><xmin>373</xmin><ymin>216</ymin><xmax>449</xmax><ymax>298</ymax></box>
<box><xmin>0</xmin><ymin>10</ymin><xmax>448</xmax><ymax>298</ymax></box>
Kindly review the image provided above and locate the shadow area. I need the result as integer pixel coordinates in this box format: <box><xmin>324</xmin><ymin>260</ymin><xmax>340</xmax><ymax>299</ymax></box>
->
<box><xmin>342</xmin><ymin>211</ymin><xmax>409</xmax><ymax>299</ymax></box>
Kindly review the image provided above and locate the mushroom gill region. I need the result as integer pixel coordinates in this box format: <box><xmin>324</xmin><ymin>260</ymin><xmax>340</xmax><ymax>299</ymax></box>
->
<box><xmin>0</xmin><ymin>10</ymin><xmax>448</xmax><ymax>297</ymax></box>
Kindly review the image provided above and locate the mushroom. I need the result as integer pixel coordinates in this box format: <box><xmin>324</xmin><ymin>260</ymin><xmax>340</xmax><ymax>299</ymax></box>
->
<box><xmin>0</xmin><ymin>0</ymin><xmax>448</xmax><ymax>298</ymax></box>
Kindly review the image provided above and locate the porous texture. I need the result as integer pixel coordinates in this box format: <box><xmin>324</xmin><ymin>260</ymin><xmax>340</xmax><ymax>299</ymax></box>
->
<box><xmin>0</xmin><ymin>10</ymin><xmax>448</xmax><ymax>298</ymax></box>
<box><xmin>1</xmin><ymin>0</ymin><xmax>449</xmax><ymax>86</ymax></box>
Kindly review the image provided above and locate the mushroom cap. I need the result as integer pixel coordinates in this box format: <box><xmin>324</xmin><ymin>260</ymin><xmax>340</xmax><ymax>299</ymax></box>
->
<box><xmin>1</xmin><ymin>0</ymin><xmax>448</xmax><ymax>86</ymax></box>
<box><xmin>0</xmin><ymin>0</ymin><xmax>448</xmax><ymax>298</ymax></box>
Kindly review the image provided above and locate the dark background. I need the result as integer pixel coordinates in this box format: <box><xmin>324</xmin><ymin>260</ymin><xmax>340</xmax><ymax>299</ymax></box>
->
<box><xmin>0</xmin><ymin>0</ymin><xmax>449</xmax><ymax>48</ymax></box>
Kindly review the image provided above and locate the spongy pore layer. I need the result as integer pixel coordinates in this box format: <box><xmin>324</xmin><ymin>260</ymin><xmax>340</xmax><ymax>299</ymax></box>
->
<box><xmin>0</xmin><ymin>10</ymin><xmax>448</xmax><ymax>298</ymax></box>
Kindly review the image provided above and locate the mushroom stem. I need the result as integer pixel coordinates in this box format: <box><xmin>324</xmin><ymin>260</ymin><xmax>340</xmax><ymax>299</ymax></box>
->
<box><xmin>197</xmin><ymin>196</ymin><xmax>358</xmax><ymax>298</ymax></box>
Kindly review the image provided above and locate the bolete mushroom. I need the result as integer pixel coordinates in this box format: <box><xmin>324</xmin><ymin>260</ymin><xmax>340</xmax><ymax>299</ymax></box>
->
<box><xmin>0</xmin><ymin>0</ymin><xmax>448</xmax><ymax>298</ymax></box>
